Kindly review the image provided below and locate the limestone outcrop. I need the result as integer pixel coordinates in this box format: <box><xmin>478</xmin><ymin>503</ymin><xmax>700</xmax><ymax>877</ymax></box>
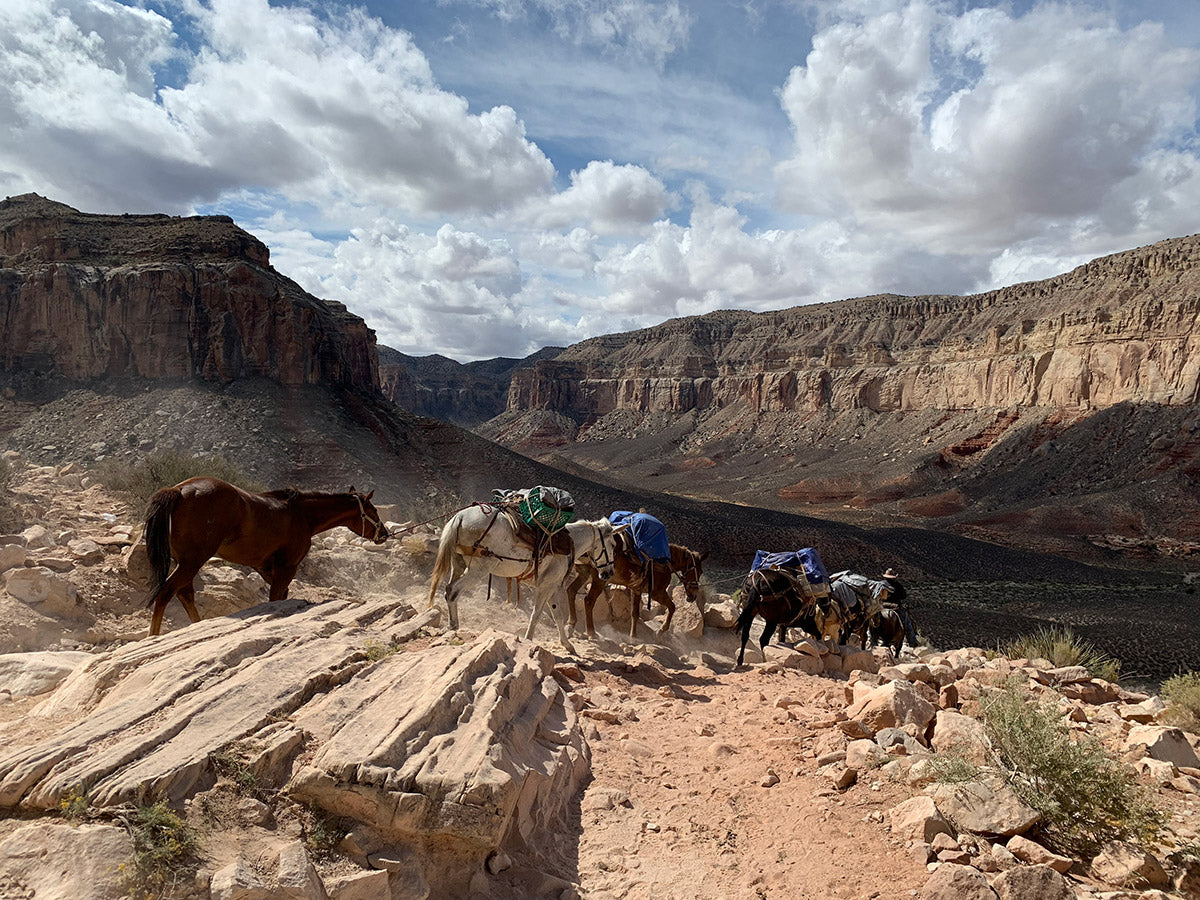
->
<box><xmin>506</xmin><ymin>235</ymin><xmax>1200</xmax><ymax>418</ymax></box>
<box><xmin>0</xmin><ymin>194</ymin><xmax>379</xmax><ymax>390</ymax></box>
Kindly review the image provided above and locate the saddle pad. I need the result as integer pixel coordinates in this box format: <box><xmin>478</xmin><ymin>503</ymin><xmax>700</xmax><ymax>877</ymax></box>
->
<box><xmin>609</xmin><ymin>510</ymin><xmax>670</xmax><ymax>562</ymax></box>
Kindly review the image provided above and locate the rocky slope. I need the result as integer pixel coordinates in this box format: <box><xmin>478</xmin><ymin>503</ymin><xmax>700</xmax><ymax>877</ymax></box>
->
<box><xmin>379</xmin><ymin>346</ymin><xmax>562</xmax><ymax>426</ymax></box>
<box><xmin>0</xmin><ymin>462</ymin><xmax>1198</xmax><ymax>900</ymax></box>
<box><xmin>0</xmin><ymin>194</ymin><xmax>378</xmax><ymax>389</ymax></box>
<box><xmin>481</xmin><ymin>235</ymin><xmax>1200</xmax><ymax>558</ymax></box>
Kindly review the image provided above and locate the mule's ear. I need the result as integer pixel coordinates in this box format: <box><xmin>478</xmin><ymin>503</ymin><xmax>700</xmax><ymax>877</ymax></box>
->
<box><xmin>700</xmin><ymin>550</ymin><xmax>710</xmax><ymax>562</ymax></box>
<box><xmin>366</xmin><ymin>490</ymin><xmax>375</xmax><ymax>500</ymax></box>
<box><xmin>349</xmin><ymin>485</ymin><xmax>357</xmax><ymax>494</ymax></box>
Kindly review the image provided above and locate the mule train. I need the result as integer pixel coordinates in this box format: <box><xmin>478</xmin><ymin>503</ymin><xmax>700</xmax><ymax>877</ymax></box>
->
<box><xmin>427</xmin><ymin>489</ymin><xmax>627</xmax><ymax>654</ymax></box>
<box><xmin>736</xmin><ymin>561</ymin><xmax>917</xmax><ymax>666</ymax></box>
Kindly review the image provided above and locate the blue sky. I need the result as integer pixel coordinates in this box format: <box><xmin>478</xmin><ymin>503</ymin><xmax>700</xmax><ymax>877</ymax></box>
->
<box><xmin>3</xmin><ymin>1</ymin><xmax>1199</xmax><ymax>360</ymax></box>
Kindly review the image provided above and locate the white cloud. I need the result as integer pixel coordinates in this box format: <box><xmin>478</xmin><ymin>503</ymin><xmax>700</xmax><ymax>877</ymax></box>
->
<box><xmin>0</xmin><ymin>0</ymin><xmax>554</xmax><ymax>215</ymax></box>
<box><xmin>445</xmin><ymin>0</ymin><xmax>692</xmax><ymax>64</ymax></box>
<box><xmin>776</xmin><ymin>1</ymin><xmax>1200</xmax><ymax>259</ymax></box>
<box><xmin>521</xmin><ymin>160</ymin><xmax>671</xmax><ymax>234</ymax></box>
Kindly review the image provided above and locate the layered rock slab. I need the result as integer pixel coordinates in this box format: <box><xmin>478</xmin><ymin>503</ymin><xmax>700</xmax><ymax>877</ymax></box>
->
<box><xmin>0</xmin><ymin>595</ymin><xmax>589</xmax><ymax>893</ymax></box>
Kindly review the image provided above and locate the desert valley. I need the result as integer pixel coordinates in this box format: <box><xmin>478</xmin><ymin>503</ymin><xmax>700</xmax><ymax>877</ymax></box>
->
<box><xmin>1</xmin><ymin>193</ymin><xmax>1199</xmax><ymax>900</ymax></box>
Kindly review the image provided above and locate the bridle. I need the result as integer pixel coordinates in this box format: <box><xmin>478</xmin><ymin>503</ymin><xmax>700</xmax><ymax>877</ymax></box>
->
<box><xmin>584</xmin><ymin>521</ymin><xmax>616</xmax><ymax>576</ymax></box>
<box><xmin>352</xmin><ymin>490</ymin><xmax>389</xmax><ymax>543</ymax></box>
<box><xmin>674</xmin><ymin>550</ymin><xmax>702</xmax><ymax>597</ymax></box>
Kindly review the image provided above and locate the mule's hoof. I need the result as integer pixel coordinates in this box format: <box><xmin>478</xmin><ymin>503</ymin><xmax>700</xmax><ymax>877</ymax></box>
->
<box><xmin>561</xmin><ymin>642</ymin><xmax>577</xmax><ymax>655</ymax></box>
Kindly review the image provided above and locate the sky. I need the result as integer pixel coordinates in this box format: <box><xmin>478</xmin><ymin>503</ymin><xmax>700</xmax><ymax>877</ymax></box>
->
<box><xmin>2</xmin><ymin>1</ymin><xmax>1199</xmax><ymax>361</ymax></box>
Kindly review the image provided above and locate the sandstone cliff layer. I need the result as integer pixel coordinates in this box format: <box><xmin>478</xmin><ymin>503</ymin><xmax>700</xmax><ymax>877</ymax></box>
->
<box><xmin>380</xmin><ymin>345</ymin><xmax>562</xmax><ymax>425</ymax></box>
<box><xmin>0</xmin><ymin>194</ymin><xmax>379</xmax><ymax>389</ymax></box>
<box><xmin>487</xmin><ymin>235</ymin><xmax>1200</xmax><ymax>555</ymax></box>
<box><xmin>508</xmin><ymin>235</ymin><xmax>1200</xmax><ymax>419</ymax></box>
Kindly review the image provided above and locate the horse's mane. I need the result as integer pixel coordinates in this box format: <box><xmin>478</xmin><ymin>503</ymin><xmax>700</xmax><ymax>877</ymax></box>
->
<box><xmin>262</xmin><ymin>487</ymin><xmax>303</xmax><ymax>503</ymax></box>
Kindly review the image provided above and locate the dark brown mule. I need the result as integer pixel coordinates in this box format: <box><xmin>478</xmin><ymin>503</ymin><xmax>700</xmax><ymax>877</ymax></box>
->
<box><xmin>143</xmin><ymin>477</ymin><xmax>388</xmax><ymax>635</ymax></box>
<box><xmin>567</xmin><ymin>541</ymin><xmax>708</xmax><ymax>639</ymax></box>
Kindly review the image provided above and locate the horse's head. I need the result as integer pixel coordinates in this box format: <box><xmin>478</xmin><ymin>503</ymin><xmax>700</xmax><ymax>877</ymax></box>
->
<box><xmin>588</xmin><ymin>518</ymin><xmax>628</xmax><ymax>580</ymax></box>
<box><xmin>348</xmin><ymin>487</ymin><xmax>389</xmax><ymax>544</ymax></box>
<box><xmin>672</xmin><ymin>546</ymin><xmax>709</xmax><ymax>601</ymax></box>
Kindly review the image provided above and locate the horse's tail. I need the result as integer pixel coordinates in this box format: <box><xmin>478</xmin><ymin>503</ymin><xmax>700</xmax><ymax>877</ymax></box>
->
<box><xmin>427</xmin><ymin>514</ymin><xmax>459</xmax><ymax>608</ymax></box>
<box><xmin>143</xmin><ymin>486</ymin><xmax>181</xmax><ymax>605</ymax></box>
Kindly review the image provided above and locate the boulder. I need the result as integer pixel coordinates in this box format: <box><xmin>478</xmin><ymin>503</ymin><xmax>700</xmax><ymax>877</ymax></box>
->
<box><xmin>275</xmin><ymin>840</ymin><xmax>328</xmax><ymax>900</ymax></box>
<box><xmin>0</xmin><ymin>543</ymin><xmax>25</xmax><ymax>573</ymax></box>
<box><xmin>845</xmin><ymin>678</ymin><xmax>936</xmax><ymax>736</ymax></box>
<box><xmin>1125</xmin><ymin>726</ymin><xmax>1200</xmax><ymax>770</ymax></box>
<box><xmin>19</xmin><ymin>525</ymin><xmax>55</xmax><ymax>551</ymax></box>
<box><xmin>1090</xmin><ymin>842</ymin><xmax>1169</xmax><ymax>889</ymax></box>
<box><xmin>840</xmin><ymin>647</ymin><xmax>878</xmax><ymax>675</ymax></box>
<box><xmin>325</xmin><ymin>869</ymin><xmax>390</xmax><ymax>900</ymax></box>
<box><xmin>887</xmin><ymin>795</ymin><xmax>953</xmax><ymax>842</ymax></box>
<box><xmin>1005</xmin><ymin>835</ymin><xmax>1073</xmax><ymax>874</ymax></box>
<box><xmin>929</xmin><ymin>777</ymin><xmax>1041</xmax><ymax>837</ymax></box>
<box><xmin>3</xmin><ymin>567</ymin><xmax>82</xmax><ymax>618</ymax></box>
<box><xmin>920</xmin><ymin>863</ymin><xmax>998</xmax><ymax>900</ymax></box>
<box><xmin>845</xmin><ymin>738</ymin><xmax>888</xmax><ymax>771</ymax></box>
<box><xmin>930</xmin><ymin>709</ymin><xmax>991</xmax><ymax>765</ymax></box>
<box><xmin>211</xmin><ymin>855</ymin><xmax>272</xmax><ymax>900</ymax></box>
<box><xmin>990</xmin><ymin>864</ymin><xmax>1074</xmax><ymax>900</ymax></box>
<box><xmin>702</xmin><ymin>594</ymin><xmax>738</xmax><ymax>629</ymax></box>
<box><xmin>66</xmin><ymin>538</ymin><xmax>105</xmax><ymax>566</ymax></box>
<box><xmin>670</xmin><ymin>585</ymin><xmax>705</xmax><ymax>638</ymax></box>
<box><xmin>0</xmin><ymin>822</ymin><xmax>133</xmax><ymax>900</ymax></box>
<box><xmin>0</xmin><ymin>651</ymin><xmax>91</xmax><ymax>698</ymax></box>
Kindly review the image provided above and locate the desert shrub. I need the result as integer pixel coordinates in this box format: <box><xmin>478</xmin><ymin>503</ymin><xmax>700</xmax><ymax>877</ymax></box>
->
<box><xmin>301</xmin><ymin>802</ymin><xmax>350</xmax><ymax>857</ymax></box>
<box><xmin>96</xmin><ymin>450</ymin><xmax>263</xmax><ymax>504</ymax></box>
<box><xmin>1002</xmin><ymin>624</ymin><xmax>1121</xmax><ymax>683</ymax></box>
<box><xmin>120</xmin><ymin>801</ymin><xmax>199</xmax><ymax>900</ymax></box>
<box><xmin>981</xmin><ymin>684</ymin><xmax>1162</xmax><ymax>856</ymax></box>
<box><xmin>59</xmin><ymin>786</ymin><xmax>90</xmax><ymax>822</ymax></box>
<box><xmin>1161</xmin><ymin>671</ymin><xmax>1200</xmax><ymax>733</ymax></box>
<box><xmin>927</xmin><ymin>753</ymin><xmax>980</xmax><ymax>785</ymax></box>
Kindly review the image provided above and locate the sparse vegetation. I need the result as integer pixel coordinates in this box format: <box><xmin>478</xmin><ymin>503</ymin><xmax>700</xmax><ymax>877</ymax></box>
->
<box><xmin>211</xmin><ymin>744</ymin><xmax>260</xmax><ymax>794</ymax></box>
<box><xmin>362</xmin><ymin>637</ymin><xmax>402</xmax><ymax>661</ymax></box>
<box><xmin>120</xmin><ymin>801</ymin><xmax>200</xmax><ymax>900</ymax></box>
<box><xmin>1161</xmin><ymin>671</ymin><xmax>1200</xmax><ymax>733</ymax></box>
<box><xmin>59</xmin><ymin>786</ymin><xmax>90</xmax><ymax>822</ymax></box>
<box><xmin>1002</xmin><ymin>624</ymin><xmax>1121</xmax><ymax>683</ymax></box>
<box><xmin>926</xmin><ymin>753</ymin><xmax>980</xmax><ymax>785</ymax></box>
<box><xmin>301</xmin><ymin>802</ymin><xmax>350</xmax><ymax>857</ymax></box>
<box><xmin>980</xmin><ymin>684</ymin><xmax>1162</xmax><ymax>856</ymax></box>
<box><xmin>95</xmin><ymin>449</ymin><xmax>263</xmax><ymax>503</ymax></box>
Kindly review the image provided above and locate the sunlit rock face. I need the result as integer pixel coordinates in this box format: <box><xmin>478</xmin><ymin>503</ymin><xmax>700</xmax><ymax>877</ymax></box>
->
<box><xmin>0</xmin><ymin>193</ymin><xmax>379</xmax><ymax>390</ymax></box>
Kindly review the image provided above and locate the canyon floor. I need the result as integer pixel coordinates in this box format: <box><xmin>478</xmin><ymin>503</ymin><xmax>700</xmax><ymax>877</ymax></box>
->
<box><xmin>1</xmin><ymin>459</ymin><xmax>1198</xmax><ymax>900</ymax></box>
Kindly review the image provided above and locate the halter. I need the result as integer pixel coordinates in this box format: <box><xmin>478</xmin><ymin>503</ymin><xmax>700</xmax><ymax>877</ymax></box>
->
<box><xmin>674</xmin><ymin>549</ymin><xmax>702</xmax><ymax>595</ymax></box>
<box><xmin>352</xmin><ymin>490</ymin><xmax>389</xmax><ymax>543</ymax></box>
<box><xmin>583</xmin><ymin>521</ymin><xmax>616</xmax><ymax>576</ymax></box>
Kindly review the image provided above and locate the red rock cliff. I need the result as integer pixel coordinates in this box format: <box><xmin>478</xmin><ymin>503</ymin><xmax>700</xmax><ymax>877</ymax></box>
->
<box><xmin>0</xmin><ymin>194</ymin><xmax>379</xmax><ymax>390</ymax></box>
<box><xmin>508</xmin><ymin>235</ymin><xmax>1200</xmax><ymax>418</ymax></box>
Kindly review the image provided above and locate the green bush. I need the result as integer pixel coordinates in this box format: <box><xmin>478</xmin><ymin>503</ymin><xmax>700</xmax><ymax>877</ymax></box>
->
<box><xmin>121</xmin><ymin>801</ymin><xmax>199</xmax><ymax>900</ymax></box>
<box><xmin>95</xmin><ymin>450</ymin><xmax>263</xmax><ymax>504</ymax></box>
<box><xmin>1162</xmin><ymin>671</ymin><xmax>1200</xmax><ymax>733</ymax></box>
<box><xmin>981</xmin><ymin>685</ymin><xmax>1162</xmax><ymax>856</ymax></box>
<box><xmin>1002</xmin><ymin>624</ymin><xmax>1121</xmax><ymax>683</ymax></box>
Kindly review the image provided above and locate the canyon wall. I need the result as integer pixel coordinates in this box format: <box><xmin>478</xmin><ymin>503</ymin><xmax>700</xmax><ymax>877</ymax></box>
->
<box><xmin>0</xmin><ymin>194</ymin><xmax>379</xmax><ymax>390</ymax></box>
<box><xmin>508</xmin><ymin>235</ymin><xmax>1200</xmax><ymax>420</ymax></box>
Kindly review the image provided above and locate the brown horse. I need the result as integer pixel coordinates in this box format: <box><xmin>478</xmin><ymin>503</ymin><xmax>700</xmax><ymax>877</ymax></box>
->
<box><xmin>567</xmin><ymin>540</ymin><xmax>708</xmax><ymax>639</ymax></box>
<box><xmin>143</xmin><ymin>477</ymin><xmax>389</xmax><ymax>635</ymax></box>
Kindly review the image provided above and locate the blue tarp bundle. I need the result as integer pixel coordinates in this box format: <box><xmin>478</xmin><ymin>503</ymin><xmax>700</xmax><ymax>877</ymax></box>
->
<box><xmin>609</xmin><ymin>511</ymin><xmax>671</xmax><ymax>562</ymax></box>
<box><xmin>750</xmin><ymin>547</ymin><xmax>830</xmax><ymax>586</ymax></box>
